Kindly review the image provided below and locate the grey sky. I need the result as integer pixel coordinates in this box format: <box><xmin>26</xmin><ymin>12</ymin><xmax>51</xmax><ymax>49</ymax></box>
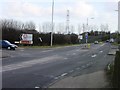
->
<box><xmin>0</xmin><ymin>0</ymin><xmax>119</xmax><ymax>34</ymax></box>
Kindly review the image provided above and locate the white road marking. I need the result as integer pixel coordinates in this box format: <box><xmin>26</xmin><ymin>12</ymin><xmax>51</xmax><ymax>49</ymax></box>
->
<box><xmin>100</xmin><ymin>51</ymin><xmax>103</xmax><ymax>53</ymax></box>
<box><xmin>91</xmin><ymin>54</ymin><xmax>97</xmax><ymax>58</ymax></box>
<box><xmin>64</xmin><ymin>58</ymin><xmax>68</xmax><ymax>60</ymax></box>
<box><xmin>20</xmin><ymin>50</ymin><xmax>24</xmax><ymax>51</ymax></box>
<box><xmin>2</xmin><ymin>55</ymin><xmax>61</xmax><ymax>72</ymax></box>
<box><xmin>35</xmin><ymin>86</ymin><xmax>40</xmax><ymax>88</ymax></box>
<box><xmin>54</xmin><ymin>77</ymin><xmax>59</xmax><ymax>79</ymax></box>
<box><xmin>42</xmin><ymin>50</ymin><xmax>53</xmax><ymax>52</ymax></box>
<box><xmin>54</xmin><ymin>76</ymin><xmax>61</xmax><ymax>79</ymax></box>
<box><xmin>61</xmin><ymin>73</ymin><xmax>68</xmax><ymax>76</ymax></box>
<box><xmin>72</xmin><ymin>53</ymin><xmax>76</xmax><ymax>55</ymax></box>
<box><xmin>101</xmin><ymin>44</ymin><xmax>105</xmax><ymax>47</ymax></box>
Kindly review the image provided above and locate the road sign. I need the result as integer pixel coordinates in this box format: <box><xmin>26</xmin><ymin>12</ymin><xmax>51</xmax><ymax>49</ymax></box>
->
<box><xmin>85</xmin><ymin>33</ymin><xmax>88</xmax><ymax>39</ymax></box>
<box><xmin>20</xmin><ymin>34</ymin><xmax>33</xmax><ymax>44</ymax></box>
<box><xmin>78</xmin><ymin>35</ymin><xmax>83</xmax><ymax>40</ymax></box>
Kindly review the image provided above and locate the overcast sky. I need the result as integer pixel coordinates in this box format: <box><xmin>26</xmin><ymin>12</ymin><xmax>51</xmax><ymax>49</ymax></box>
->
<box><xmin>0</xmin><ymin>0</ymin><xmax>119</xmax><ymax>34</ymax></box>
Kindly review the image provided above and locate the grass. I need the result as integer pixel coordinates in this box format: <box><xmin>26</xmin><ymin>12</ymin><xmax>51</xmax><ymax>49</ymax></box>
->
<box><xmin>105</xmin><ymin>63</ymin><xmax>114</xmax><ymax>87</ymax></box>
<box><xmin>111</xmin><ymin>42</ymin><xmax>119</xmax><ymax>46</ymax></box>
<box><xmin>19</xmin><ymin>44</ymin><xmax>80</xmax><ymax>49</ymax></box>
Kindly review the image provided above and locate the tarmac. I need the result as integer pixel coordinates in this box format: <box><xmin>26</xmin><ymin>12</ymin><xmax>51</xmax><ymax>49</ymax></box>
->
<box><xmin>50</xmin><ymin>45</ymin><xmax>119</xmax><ymax>88</ymax></box>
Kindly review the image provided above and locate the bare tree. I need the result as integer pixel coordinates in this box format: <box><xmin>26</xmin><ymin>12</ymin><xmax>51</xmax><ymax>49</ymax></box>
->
<box><xmin>24</xmin><ymin>21</ymin><xmax>36</xmax><ymax>30</ymax></box>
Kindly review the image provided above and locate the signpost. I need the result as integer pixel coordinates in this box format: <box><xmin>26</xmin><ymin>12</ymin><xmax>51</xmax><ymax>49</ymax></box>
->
<box><xmin>85</xmin><ymin>33</ymin><xmax>88</xmax><ymax>44</ymax></box>
<box><xmin>20</xmin><ymin>34</ymin><xmax>33</xmax><ymax>44</ymax></box>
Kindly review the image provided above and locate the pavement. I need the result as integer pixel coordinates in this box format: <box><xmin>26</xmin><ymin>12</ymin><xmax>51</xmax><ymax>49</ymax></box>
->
<box><xmin>50</xmin><ymin>70</ymin><xmax>108</xmax><ymax>88</ymax></box>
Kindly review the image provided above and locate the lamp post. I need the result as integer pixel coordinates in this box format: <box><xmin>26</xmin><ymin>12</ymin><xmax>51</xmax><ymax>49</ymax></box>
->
<box><xmin>85</xmin><ymin>17</ymin><xmax>94</xmax><ymax>44</ymax></box>
<box><xmin>50</xmin><ymin>0</ymin><xmax>54</xmax><ymax>46</ymax></box>
<box><xmin>115</xmin><ymin>9</ymin><xmax>119</xmax><ymax>44</ymax></box>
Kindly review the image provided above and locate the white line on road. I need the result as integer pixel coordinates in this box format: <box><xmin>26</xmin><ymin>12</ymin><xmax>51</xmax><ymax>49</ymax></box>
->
<box><xmin>64</xmin><ymin>58</ymin><xmax>68</xmax><ymax>60</ymax></box>
<box><xmin>35</xmin><ymin>86</ymin><xmax>40</xmax><ymax>88</ymax></box>
<box><xmin>42</xmin><ymin>50</ymin><xmax>53</xmax><ymax>53</ymax></box>
<box><xmin>72</xmin><ymin>53</ymin><xmax>76</xmax><ymax>55</ymax></box>
<box><xmin>100</xmin><ymin>44</ymin><xmax>105</xmax><ymax>47</ymax></box>
<box><xmin>100</xmin><ymin>51</ymin><xmax>103</xmax><ymax>53</ymax></box>
<box><xmin>2</xmin><ymin>55</ymin><xmax>61</xmax><ymax>72</ymax></box>
<box><xmin>91</xmin><ymin>54</ymin><xmax>97</xmax><ymax>58</ymax></box>
<box><xmin>61</xmin><ymin>73</ymin><xmax>68</xmax><ymax>77</ymax></box>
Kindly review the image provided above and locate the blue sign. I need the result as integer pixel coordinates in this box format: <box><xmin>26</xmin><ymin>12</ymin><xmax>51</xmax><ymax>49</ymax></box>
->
<box><xmin>85</xmin><ymin>33</ymin><xmax>88</xmax><ymax>39</ymax></box>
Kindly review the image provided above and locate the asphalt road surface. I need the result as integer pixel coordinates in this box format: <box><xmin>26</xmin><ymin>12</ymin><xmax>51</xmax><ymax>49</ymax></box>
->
<box><xmin>2</xmin><ymin>43</ymin><xmax>115</xmax><ymax>88</ymax></box>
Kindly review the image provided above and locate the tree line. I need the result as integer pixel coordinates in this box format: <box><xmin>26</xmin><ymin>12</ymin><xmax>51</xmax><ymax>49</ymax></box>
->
<box><xmin>0</xmin><ymin>19</ymin><xmax>79</xmax><ymax>46</ymax></box>
<box><xmin>0</xmin><ymin>19</ymin><xmax>119</xmax><ymax>46</ymax></box>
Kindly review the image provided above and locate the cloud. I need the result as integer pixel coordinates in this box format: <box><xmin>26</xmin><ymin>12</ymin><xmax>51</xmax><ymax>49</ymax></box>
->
<box><xmin>1</xmin><ymin>1</ymin><xmax>52</xmax><ymax>18</ymax></box>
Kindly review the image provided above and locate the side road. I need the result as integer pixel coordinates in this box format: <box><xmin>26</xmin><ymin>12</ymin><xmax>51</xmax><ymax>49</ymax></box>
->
<box><xmin>49</xmin><ymin>70</ymin><xmax>109</xmax><ymax>88</ymax></box>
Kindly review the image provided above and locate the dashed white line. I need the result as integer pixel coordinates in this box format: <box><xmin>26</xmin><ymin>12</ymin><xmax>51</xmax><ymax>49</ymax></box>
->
<box><xmin>100</xmin><ymin>51</ymin><xmax>103</xmax><ymax>53</ymax></box>
<box><xmin>64</xmin><ymin>58</ymin><xmax>68</xmax><ymax>60</ymax></box>
<box><xmin>91</xmin><ymin>54</ymin><xmax>97</xmax><ymax>58</ymax></box>
<box><xmin>72</xmin><ymin>53</ymin><xmax>76</xmax><ymax>55</ymax></box>
<box><xmin>54</xmin><ymin>77</ymin><xmax>58</xmax><ymax>79</ymax></box>
<box><xmin>35</xmin><ymin>86</ymin><xmax>40</xmax><ymax>88</ymax></box>
<box><xmin>61</xmin><ymin>73</ymin><xmax>68</xmax><ymax>76</ymax></box>
<box><xmin>42</xmin><ymin>50</ymin><xmax>53</xmax><ymax>52</ymax></box>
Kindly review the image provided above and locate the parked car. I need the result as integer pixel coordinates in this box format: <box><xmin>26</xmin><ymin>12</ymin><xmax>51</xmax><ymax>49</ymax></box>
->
<box><xmin>0</xmin><ymin>40</ymin><xmax>18</xmax><ymax>50</ymax></box>
<box><xmin>94</xmin><ymin>41</ymin><xmax>99</xmax><ymax>44</ymax></box>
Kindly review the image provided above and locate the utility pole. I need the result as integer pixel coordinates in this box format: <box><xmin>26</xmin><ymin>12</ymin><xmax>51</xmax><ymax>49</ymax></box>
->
<box><xmin>50</xmin><ymin>0</ymin><xmax>54</xmax><ymax>46</ymax></box>
<box><xmin>66</xmin><ymin>10</ymin><xmax>70</xmax><ymax>34</ymax></box>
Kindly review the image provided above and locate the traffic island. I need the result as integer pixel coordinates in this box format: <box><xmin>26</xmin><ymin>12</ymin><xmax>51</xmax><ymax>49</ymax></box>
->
<box><xmin>81</xmin><ymin>44</ymin><xmax>91</xmax><ymax>49</ymax></box>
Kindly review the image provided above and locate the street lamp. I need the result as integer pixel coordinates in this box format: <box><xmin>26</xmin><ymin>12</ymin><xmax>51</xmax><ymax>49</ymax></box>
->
<box><xmin>50</xmin><ymin>0</ymin><xmax>54</xmax><ymax>46</ymax></box>
<box><xmin>115</xmin><ymin>9</ymin><xmax>119</xmax><ymax>44</ymax></box>
<box><xmin>86</xmin><ymin>17</ymin><xmax>94</xmax><ymax>32</ymax></box>
<box><xmin>85</xmin><ymin>17</ymin><xmax>94</xmax><ymax>44</ymax></box>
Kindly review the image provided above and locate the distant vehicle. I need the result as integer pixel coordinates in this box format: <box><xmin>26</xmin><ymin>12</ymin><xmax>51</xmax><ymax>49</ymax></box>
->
<box><xmin>0</xmin><ymin>40</ymin><xmax>18</xmax><ymax>50</ymax></box>
<box><xmin>106</xmin><ymin>40</ymin><xmax>109</xmax><ymax>42</ymax></box>
<box><xmin>94</xmin><ymin>41</ymin><xmax>99</xmax><ymax>44</ymax></box>
<box><xmin>109</xmin><ymin>38</ymin><xmax>114</xmax><ymax>43</ymax></box>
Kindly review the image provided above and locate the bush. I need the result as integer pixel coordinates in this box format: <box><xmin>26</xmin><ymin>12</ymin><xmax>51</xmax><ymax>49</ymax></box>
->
<box><xmin>112</xmin><ymin>51</ymin><xmax>120</xmax><ymax>88</ymax></box>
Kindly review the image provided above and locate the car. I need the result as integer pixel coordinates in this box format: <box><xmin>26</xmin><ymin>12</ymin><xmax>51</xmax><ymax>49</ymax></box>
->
<box><xmin>109</xmin><ymin>38</ymin><xmax>114</xmax><ymax>43</ymax></box>
<box><xmin>106</xmin><ymin>40</ymin><xmax>109</xmax><ymax>42</ymax></box>
<box><xmin>94</xmin><ymin>41</ymin><xmax>99</xmax><ymax>44</ymax></box>
<box><xmin>0</xmin><ymin>40</ymin><xmax>18</xmax><ymax>50</ymax></box>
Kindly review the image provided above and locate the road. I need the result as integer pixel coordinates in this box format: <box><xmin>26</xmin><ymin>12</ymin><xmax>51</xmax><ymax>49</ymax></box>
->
<box><xmin>2</xmin><ymin>43</ymin><xmax>115</xmax><ymax>88</ymax></box>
